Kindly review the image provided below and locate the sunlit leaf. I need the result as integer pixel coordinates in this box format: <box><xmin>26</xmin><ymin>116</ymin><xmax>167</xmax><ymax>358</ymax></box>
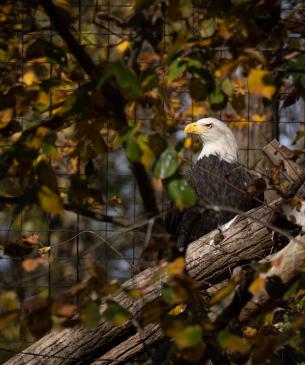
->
<box><xmin>23</xmin><ymin>70</ymin><xmax>40</xmax><ymax>86</ymax></box>
<box><xmin>153</xmin><ymin>147</ymin><xmax>178</xmax><ymax>179</ymax></box>
<box><xmin>251</xmin><ymin>114</ymin><xmax>266</xmax><ymax>123</ymax></box>
<box><xmin>167</xmin><ymin>257</ymin><xmax>185</xmax><ymax>276</ymax></box>
<box><xmin>248</xmin><ymin>276</ymin><xmax>265</xmax><ymax>295</ymax></box>
<box><xmin>38</xmin><ymin>246</ymin><xmax>51</xmax><ymax>256</ymax></box>
<box><xmin>102</xmin><ymin>300</ymin><xmax>131</xmax><ymax>326</ymax></box>
<box><xmin>167</xmin><ymin>178</ymin><xmax>196</xmax><ymax>210</ymax></box>
<box><xmin>115</xmin><ymin>40</ymin><xmax>130</xmax><ymax>55</ymax></box>
<box><xmin>248</xmin><ymin>69</ymin><xmax>276</xmax><ymax>100</ymax></box>
<box><xmin>174</xmin><ymin>325</ymin><xmax>203</xmax><ymax>349</ymax></box>
<box><xmin>38</xmin><ymin>186</ymin><xmax>63</xmax><ymax>214</ymax></box>
<box><xmin>200</xmin><ymin>18</ymin><xmax>217</xmax><ymax>38</ymax></box>
<box><xmin>0</xmin><ymin>108</ymin><xmax>13</xmax><ymax>129</ymax></box>
<box><xmin>218</xmin><ymin>330</ymin><xmax>249</xmax><ymax>354</ymax></box>
<box><xmin>137</xmin><ymin>134</ymin><xmax>155</xmax><ymax>167</ymax></box>
<box><xmin>167</xmin><ymin>58</ymin><xmax>187</xmax><ymax>83</ymax></box>
<box><xmin>168</xmin><ymin>303</ymin><xmax>187</xmax><ymax>316</ymax></box>
<box><xmin>210</xmin><ymin>282</ymin><xmax>236</xmax><ymax>305</ymax></box>
<box><xmin>221</xmin><ymin>78</ymin><xmax>233</xmax><ymax>96</ymax></box>
<box><xmin>126</xmin><ymin>138</ymin><xmax>142</xmax><ymax>163</ymax></box>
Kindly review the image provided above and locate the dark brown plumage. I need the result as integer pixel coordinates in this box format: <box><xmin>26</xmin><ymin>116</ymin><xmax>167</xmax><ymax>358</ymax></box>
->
<box><xmin>166</xmin><ymin>155</ymin><xmax>261</xmax><ymax>250</ymax></box>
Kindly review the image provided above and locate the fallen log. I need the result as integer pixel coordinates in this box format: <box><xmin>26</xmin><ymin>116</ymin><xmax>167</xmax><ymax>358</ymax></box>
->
<box><xmin>5</xmin><ymin>143</ymin><xmax>305</xmax><ymax>365</ymax></box>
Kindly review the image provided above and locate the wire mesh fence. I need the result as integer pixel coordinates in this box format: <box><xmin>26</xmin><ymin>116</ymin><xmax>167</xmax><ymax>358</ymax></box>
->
<box><xmin>0</xmin><ymin>0</ymin><xmax>304</xmax><ymax>363</ymax></box>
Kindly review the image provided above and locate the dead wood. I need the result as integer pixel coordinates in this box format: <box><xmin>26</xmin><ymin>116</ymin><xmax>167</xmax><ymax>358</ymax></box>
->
<box><xmin>5</xmin><ymin>142</ymin><xmax>305</xmax><ymax>365</ymax></box>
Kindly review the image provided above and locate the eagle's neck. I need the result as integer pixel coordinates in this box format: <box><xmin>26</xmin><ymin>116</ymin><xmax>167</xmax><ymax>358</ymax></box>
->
<box><xmin>197</xmin><ymin>135</ymin><xmax>238</xmax><ymax>163</ymax></box>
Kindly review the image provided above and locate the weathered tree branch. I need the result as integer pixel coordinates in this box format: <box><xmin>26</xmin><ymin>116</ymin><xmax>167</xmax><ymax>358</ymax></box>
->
<box><xmin>5</xmin><ymin>188</ymin><xmax>304</xmax><ymax>364</ymax></box>
<box><xmin>5</xmin><ymin>140</ymin><xmax>305</xmax><ymax>364</ymax></box>
<box><xmin>63</xmin><ymin>203</ymin><xmax>133</xmax><ymax>227</ymax></box>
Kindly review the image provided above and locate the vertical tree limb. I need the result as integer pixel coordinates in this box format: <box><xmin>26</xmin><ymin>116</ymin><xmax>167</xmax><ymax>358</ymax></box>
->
<box><xmin>39</xmin><ymin>0</ymin><xmax>159</xmax><ymax>216</ymax></box>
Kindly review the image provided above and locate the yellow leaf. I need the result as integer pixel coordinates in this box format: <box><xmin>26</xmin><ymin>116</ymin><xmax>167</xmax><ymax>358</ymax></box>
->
<box><xmin>247</xmin><ymin>69</ymin><xmax>276</xmax><ymax>100</ymax></box>
<box><xmin>23</xmin><ymin>71</ymin><xmax>39</xmax><ymax>86</ymax></box>
<box><xmin>137</xmin><ymin>134</ymin><xmax>155</xmax><ymax>168</ymax></box>
<box><xmin>0</xmin><ymin>108</ymin><xmax>13</xmax><ymax>128</ymax></box>
<box><xmin>167</xmin><ymin>257</ymin><xmax>185</xmax><ymax>276</ymax></box>
<box><xmin>38</xmin><ymin>186</ymin><xmax>63</xmax><ymax>214</ymax></box>
<box><xmin>251</xmin><ymin>114</ymin><xmax>266</xmax><ymax>123</ymax></box>
<box><xmin>116</xmin><ymin>40</ymin><xmax>130</xmax><ymax>54</ymax></box>
<box><xmin>38</xmin><ymin>246</ymin><xmax>51</xmax><ymax>256</ymax></box>
<box><xmin>168</xmin><ymin>304</ymin><xmax>186</xmax><ymax>316</ymax></box>
<box><xmin>248</xmin><ymin>276</ymin><xmax>265</xmax><ymax>295</ymax></box>
<box><xmin>210</xmin><ymin>282</ymin><xmax>235</xmax><ymax>305</ymax></box>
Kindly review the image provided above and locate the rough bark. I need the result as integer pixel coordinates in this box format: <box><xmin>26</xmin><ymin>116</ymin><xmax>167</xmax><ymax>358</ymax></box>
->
<box><xmin>5</xmin><ymin>141</ymin><xmax>305</xmax><ymax>365</ymax></box>
<box><xmin>3</xmin><ymin>196</ymin><xmax>300</xmax><ymax>365</ymax></box>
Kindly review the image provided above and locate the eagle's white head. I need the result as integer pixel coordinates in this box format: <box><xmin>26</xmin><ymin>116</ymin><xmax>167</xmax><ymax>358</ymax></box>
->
<box><xmin>184</xmin><ymin>117</ymin><xmax>238</xmax><ymax>163</ymax></box>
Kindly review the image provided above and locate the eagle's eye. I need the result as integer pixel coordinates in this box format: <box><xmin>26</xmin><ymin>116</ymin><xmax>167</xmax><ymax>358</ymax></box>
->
<box><xmin>205</xmin><ymin>123</ymin><xmax>213</xmax><ymax>129</ymax></box>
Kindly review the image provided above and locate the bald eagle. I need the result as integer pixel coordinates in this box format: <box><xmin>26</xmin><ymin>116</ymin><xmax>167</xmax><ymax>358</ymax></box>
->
<box><xmin>166</xmin><ymin>118</ymin><xmax>262</xmax><ymax>251</ymax></box>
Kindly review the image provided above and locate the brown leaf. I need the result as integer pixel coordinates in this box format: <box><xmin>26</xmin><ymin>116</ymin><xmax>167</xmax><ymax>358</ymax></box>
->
<box><xmin>55</xmin><ymin>304</ymin><xmax>77</xmax><ymax>318</ymax></box>
<box><xmin>66</xmin><ymin>281</ymin><xmax>88</xmax><ymax>296</ymax></box>
<box><xmin>22</xmin><ymin>297</ymin><xmax>52</xmax><ymax>337</ymax></box>
<box><xmin>22</xmin><ymin>258</ymin><xmax>45</xmax><ymax>272</ymax></box>
<box><xmin>22</xmin><ymin>234</ymin><xmax>39</xmax><ymax>246</ymax></box>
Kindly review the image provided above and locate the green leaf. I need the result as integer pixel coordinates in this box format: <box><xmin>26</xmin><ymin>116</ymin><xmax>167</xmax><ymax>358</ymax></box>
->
<box><xmin>167</xmin><ymin>178</ymin><xmax>196</xmax><ymax>210</ymax></box>
<box><xmin>102</xmin><ymin>300</ymin><xmax>131</xmax><ymax>326</ymax></box>
<box><xmin>153</xmin><ymin>147</ymin><xmax>178</xmax><ymax>179</ymax></box>
<box><xmin>218</xmin><ymin>330</ymin><xmax>249</xmax><ymax>354</ymax></box>
<box><xmin>135</xmin><ymin>0</ymin><xmax>155</xmax><ymax>10</ymax></box>
<box><xmin>174</xmin><ymin>325</ymin><xmax>203</xmax><ymax>349</ymax></box>
<box><xmin>208</xmin><ymin>85</ymin><xmax>227</xmax><ymax>110</ymax></box>
<box><xmin>126</xmin><ymin>138</ymin><xmax>142</xmax><ymax>162</ymax></box>
<box><xmin>200</xmin><ymin>18</ymin><xmax>217</xmax><ymax>38</ymax></box>
<box><xmin>293</xmin><ymin>130</ymin><xmax>305</xmax><ymax>144</ymax></box>
<box><xmin>167</xmin><ymin>58</ymin><xmax>188</xmax><ymax>83</ymax></box>
<box><xmin>81</xmin><ymin>301</ymin><xmax>101</xmax><ymax>328</ymax></box>
<box><xmin>189</xmin><ymin>77</ymin><xmax>212</xmax><ymax>101</ymax></box>
<box><xmin>161</xmin><ymin>280</ymin><xmax>188</xmax><ymax>305</ymax></box>
<box><xmin>221</xmin><ymin>78</ymin><xmax>233</xmax><ymax>96</ymax></box>
<box><xmin>98</xmin><ymin>62</ymin><xmax>141</xmax><ymax>100</ymax></box>
<box><xmin>26</xmin><ymin>38</ymin><xmax>67</xmax><ymax>67</ymax></box>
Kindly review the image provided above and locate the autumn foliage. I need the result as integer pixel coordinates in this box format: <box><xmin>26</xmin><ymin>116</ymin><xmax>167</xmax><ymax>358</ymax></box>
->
<box><xmin>1</xmin><ymin>0</ymin><xmax>305</xmax><ymax>364</ymax></box>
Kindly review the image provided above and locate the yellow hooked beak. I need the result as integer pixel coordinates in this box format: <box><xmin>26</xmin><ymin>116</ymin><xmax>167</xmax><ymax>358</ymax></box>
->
<box><xmin>184</xmin><ymin>122</ymin><xmax>205</xmax><ymax>136</ymax></box>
